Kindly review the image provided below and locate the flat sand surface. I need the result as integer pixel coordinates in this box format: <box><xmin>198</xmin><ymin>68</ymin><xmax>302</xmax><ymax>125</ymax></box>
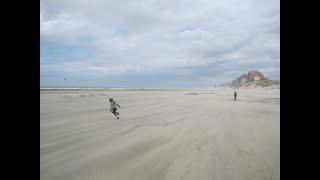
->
<box><xmin>40</xmin><ymin>87</ymin><xmax>280</xmax><ymax>180</ymax></box>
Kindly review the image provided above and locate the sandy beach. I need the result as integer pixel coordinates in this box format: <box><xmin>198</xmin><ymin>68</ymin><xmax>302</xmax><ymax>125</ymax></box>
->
<box><xmin>40</xmin><ymin>87</ymin><xmax>280</xmax><ymax>180</ymax></box>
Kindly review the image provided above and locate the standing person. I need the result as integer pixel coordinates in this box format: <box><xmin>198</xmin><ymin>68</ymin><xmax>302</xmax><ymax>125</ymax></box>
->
<box><xmin>109</xmin><ymin>98</ymin><xmax>120</xmax><ymax>119</ymax></box>
<box><xmin>234</xmin><ymin>91</ymin><xmax>237</xmax><ymax>101</ymax></box>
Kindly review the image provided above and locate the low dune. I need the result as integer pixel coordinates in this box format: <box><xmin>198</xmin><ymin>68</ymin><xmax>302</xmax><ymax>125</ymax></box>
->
<box><xmin>40</xmin><ymin>87</ymin><xmax>280</xmax><ymax>180</ymax></box>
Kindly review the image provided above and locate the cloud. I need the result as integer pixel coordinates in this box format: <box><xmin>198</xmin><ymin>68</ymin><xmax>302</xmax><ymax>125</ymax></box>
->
<box><xmin>40</xmin><ymin>0</ymin><xmax>280</xmax><ymax>87</ymax></box>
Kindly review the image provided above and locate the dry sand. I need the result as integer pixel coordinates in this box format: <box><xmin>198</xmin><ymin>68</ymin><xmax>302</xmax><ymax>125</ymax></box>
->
<box><xmin>40</xmin><ymin>87</ymin><xmax>280</xmax><ymax>180</ymax></box>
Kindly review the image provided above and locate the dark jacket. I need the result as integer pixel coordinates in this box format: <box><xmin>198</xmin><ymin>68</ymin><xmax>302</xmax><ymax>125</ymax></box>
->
<box><xmin>110</xmin><ymin>101</ymin><xmax>120</xmax><ymax>112</ymax></box>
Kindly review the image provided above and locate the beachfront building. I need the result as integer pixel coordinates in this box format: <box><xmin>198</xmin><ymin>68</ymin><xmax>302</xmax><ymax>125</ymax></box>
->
<box><xmin>239</xmin><ymin>74</ymin><xmax>248</xmax><ymax>83</ymax></box>
<box><xmin>248</xmin><ymin>71</ymin><xmax>264</xmax><ymax>82</ymax></box>
<box><xmin>231</xmin><ymin>73</ymin><xmax>249</xmax><ymax>87</ymax></box>
<box><xmin>228</xmin><ymin>70</ymin><xmax>265</xmax><ymax>87</ymax></box>
<box><xmin>231</xmin><ymin>79</ymin><xmax>237</xmax><ymax>87</ymax></box>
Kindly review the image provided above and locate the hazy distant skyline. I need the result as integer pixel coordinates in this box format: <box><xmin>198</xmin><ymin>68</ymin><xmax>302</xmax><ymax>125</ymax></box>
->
<box><xmin>41</xmin><ymin>0</ymin><xmax>279</xmax><ymax>88</ymax></box>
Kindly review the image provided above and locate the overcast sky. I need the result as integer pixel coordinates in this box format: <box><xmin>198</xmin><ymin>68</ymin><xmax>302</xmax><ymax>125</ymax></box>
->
<box><xmin>40</xmin><ymin>0</ymin><xmax>279</xmax><ymax>88</ymax></box>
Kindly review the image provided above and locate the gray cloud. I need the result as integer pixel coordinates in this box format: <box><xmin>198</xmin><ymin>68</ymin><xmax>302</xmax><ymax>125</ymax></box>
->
<box><xmin>41</xmin><ymin>0</ymin><xmax>279</xmax><ymax>87</ymax></box>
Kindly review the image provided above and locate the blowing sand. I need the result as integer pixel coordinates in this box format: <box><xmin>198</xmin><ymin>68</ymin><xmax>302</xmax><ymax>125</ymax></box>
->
<box><xmin>40</xmin><ymin>87</ymin><xmax>280</xmax><ymax>180</ymax></box>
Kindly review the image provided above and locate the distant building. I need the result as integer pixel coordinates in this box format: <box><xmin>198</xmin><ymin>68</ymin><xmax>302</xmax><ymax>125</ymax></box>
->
<box><xmin>224</xmin><ymin>70</ymin><xmax>265</xmax><ymax>87</ymax></box>
<box><xmin>239</xmin><ymin>73</ymin><xmax>248</xmax><ymax>83</ymax></box>
<box><xmin>220</xmin><ymin>82</ymin><xmax>232</xmax><ymax>87</ymax></box>
<box><xmin>248</xmin><ymin>71</ymin><xmax>264</xmax><ymax>81</ymax></box>
<box><xmin>231</xmin><ymin>79</ymin><xmax>238</xmax><ymax>87</ymax></box>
